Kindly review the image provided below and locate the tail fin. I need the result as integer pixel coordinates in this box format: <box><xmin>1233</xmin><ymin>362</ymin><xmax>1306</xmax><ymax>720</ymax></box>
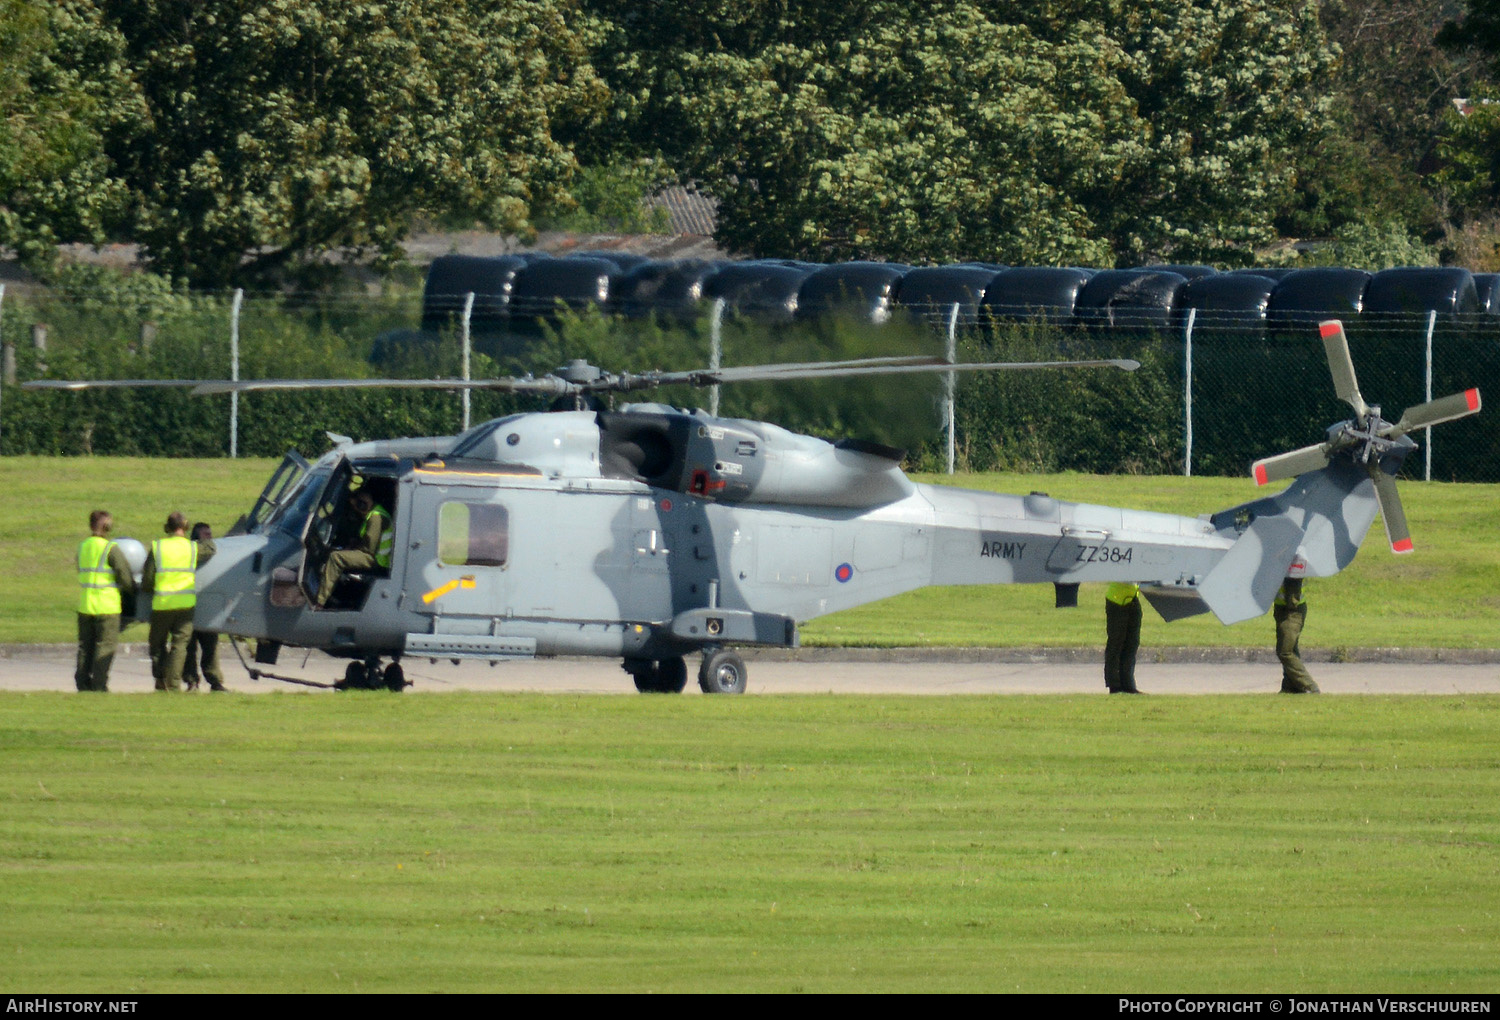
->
<box><xmin>1192</xmin><ymin>460</ymin><xmax>1380</xmax><ymax>624</ymax></box>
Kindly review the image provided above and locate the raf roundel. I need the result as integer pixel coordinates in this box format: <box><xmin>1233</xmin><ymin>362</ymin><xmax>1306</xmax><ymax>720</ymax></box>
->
<box><xmin>835</xmin><ymin>563</ymin><xmax>854</xmax><ymax>583</ymax></box>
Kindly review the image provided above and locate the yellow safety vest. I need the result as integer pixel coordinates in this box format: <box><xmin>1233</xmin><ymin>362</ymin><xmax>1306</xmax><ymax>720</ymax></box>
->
<box><xmin>1105</xmin><ymin>582</ymin><xmax>1140</xmax><ymax>606</ymax></box>
<box><xmin>1274</xmin><ymin>585</ymin><xmax>1306</xmax><ymax>608</ymax></box>
<box><xmin>77</xmin><ymin>537</ymin><xmax>122</xmax><ymax>616</ymax></box>
<box><xmin>151</xmin><ymin>536</ymin><xmax>198</xmax><ymax>611</ymax></box>
<box><xmin>362</xmin><ymin>506</ymin><xmax>393</xmax><ymax>569</ymax></box>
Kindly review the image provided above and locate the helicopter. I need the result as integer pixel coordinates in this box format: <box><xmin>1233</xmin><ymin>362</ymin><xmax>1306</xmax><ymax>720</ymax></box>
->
<box><xmin>26</xmin><ymin>320</ymin><xmax>1479</xmax><ymax>693</ymax></box>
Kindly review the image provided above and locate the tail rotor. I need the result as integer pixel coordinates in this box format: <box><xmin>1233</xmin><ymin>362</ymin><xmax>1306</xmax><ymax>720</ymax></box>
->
<box><xmin>1249</xmin><ymin>319</ymin><xmax>1481</xmax><ymax>554</ymax></box>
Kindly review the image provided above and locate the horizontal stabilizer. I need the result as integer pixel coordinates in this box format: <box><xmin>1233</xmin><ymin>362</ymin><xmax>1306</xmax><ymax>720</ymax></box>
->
<box><xmin>1195</xmin><ymin>515</ymin><xmax>1304</xmax><ymax>624</ymax></box>
<box><xmin>1141</xmin><ymin>586</ymin><xmax>1212</xmax><ymax>622</ymax></box>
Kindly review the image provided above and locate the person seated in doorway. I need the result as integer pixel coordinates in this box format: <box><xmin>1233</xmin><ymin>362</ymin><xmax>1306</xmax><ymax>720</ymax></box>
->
<box><xmin>316</xmin><ymin>486</ymin><xmax>392</xmax><ymax>608</ymax></box>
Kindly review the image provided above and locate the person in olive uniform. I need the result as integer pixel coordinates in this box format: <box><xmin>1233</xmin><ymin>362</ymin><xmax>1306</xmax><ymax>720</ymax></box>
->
<box><xmin>1274</xmin><ymin>577</ymin><xmax>1319</xmax><ymax>694</ymax></box>
<box><xmin>144</xmin><ymin>511</ymin><xmax>215</xmax><ymax>692</ymax></box>
<box><xmin>1104</xmin><ymin>582</ymin><xmax>1143</xmax><ymax>694</ymax></box>
<box><xmin>182</xmin><ymin>522</ymin><xmax>227</xmax><ymax>692</ymax></box>
<box><xmin>316</xmin><ymin>487</ymin><xmax>392</xmax><ymax>608</ymax></box>
<box><xmin>76</xmin><ymin>510</ymin><xmax>136</xmax><ymax>692</ymax></box>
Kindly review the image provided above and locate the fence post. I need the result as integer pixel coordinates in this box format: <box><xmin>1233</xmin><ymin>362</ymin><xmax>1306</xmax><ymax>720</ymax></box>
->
<box><xmin>31</xmin><ymin>323</ymin><xmax>46</xmax><ymax>375</ymax></box>
<box><xmin>1424</xmin><ymin>309</ymin><xmax>1436</xmax><ymax>482</ymax></box>
<box><xmin>1183</xmin><ymin>307</ymin><xmax>1196</xmax><ymax>477</ymax></box>
<box><xmin>0</xmin><ymin>283</ymin><xmax>6</xmax><ymax>453</ymax></box>
<box><xmin>709</xmin><ymin>298</ymin><xmax>725</xmax><ymax>418</ymax></box>
<box><xmin>461</xmin><ymin>291</ymin><xmax>474</xmax><ymax>432</ymax></box>
<box><xmin>230</xmin><ymin>289</ymin><xmax>243</xmax><ymax>459</ymax></box>
<box><xmin>945</xmin><ymin>302</ymin><xmax>959</xmax><ymax>475</ymax></box>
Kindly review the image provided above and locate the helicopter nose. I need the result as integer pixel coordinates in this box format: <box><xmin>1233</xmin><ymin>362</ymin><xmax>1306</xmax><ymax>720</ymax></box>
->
<box><xmin>193</xmin><ymin>534</ymin><xmax>273</xmax><ymax>635</ymax></box>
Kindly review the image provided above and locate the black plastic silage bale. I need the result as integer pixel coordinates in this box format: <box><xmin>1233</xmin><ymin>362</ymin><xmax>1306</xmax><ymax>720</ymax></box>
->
<box><xmin>701</xmin><ymin>262</ymin><xmax>817</xmax><ymax>322</ymax></box>
<box><xmin>1362</xmin><ymin>267</ymin><xmax>1479</xmax><ymax>321</ymax></box>
<box><xmin>420</xmin><ymin>254</ymin><xmax>529</xmax><ymax>333</ymax></box>
<box><xmin>979</xmin><ymin>267</ymin><xmax>1096</xmax><ymax>322</ymax></box>
<box><xmin>891</xmin><ymin>265</ymin><xmax>1005</xmax><ymax>325</ymax></box>
<box><xmin>1074</xmin><ymin>269</ymin><xmax>1188</xmax><ymax>331</ymax></box>
<box><xmin>1174</xmin><ymin>273</ymin><xmax>1277</xmax><ymax>335</ymax></box>
<box><xmin>1267</xmin><ymin>268</ymin><xmax>1372</xmax><ymax>326</ymax></box>
<box><xmin>507</xmin><ymin>256</ymin><xmax>620</xmax><ymax>322</ymax></box>
<box><xmin>794</xmin><ymin>262</ymin><xmax>912</xmax><ymax>324</ymax></box>
<box><xmin>612</xmin><ymin>259</ymin><xmax>722</xmax><ymax>320</ymax></box>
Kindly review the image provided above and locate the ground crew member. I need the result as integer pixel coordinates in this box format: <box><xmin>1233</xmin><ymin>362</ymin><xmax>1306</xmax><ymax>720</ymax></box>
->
<box><xmin>316</xmin><ymin>487</ymin><xmax>391</xmax><ymax>608</ymax></box>
<box><xmin>182</xmin><ymin>522</ymin><xmax>227</xmax><ymax>692</ymax></box>
<box><xmin>1274</xmin><ymin>577</ymin><xmax>1319</xmax><ymax>694</ymax></box>
<box><xmin>76</xmin><ymin>510</ymin><xmax>135</xmax><ymax>692</ymax></box>
<box><xmin>1104</xmin><ymin>582</ymin><xmax>1143</xmax><ymax>694</ymax></box>
<box><xmin>143</xmin><ymin>511</ymin><xmax>215</xmax><ymax>692</ymax></box>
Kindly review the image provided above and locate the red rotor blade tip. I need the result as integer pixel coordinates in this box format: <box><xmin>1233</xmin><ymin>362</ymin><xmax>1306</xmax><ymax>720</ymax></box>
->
<box><xmin>1319</xmin><ymin>321</ymin><xmax>1342</xmax><ymax>338</ymax></box>
<box><xmin>1391</xmin><ymin>537</ymin><xmax>1415</xmax><ymax>554</ymax></box>
<box><xmin>1466</xmin><ymin>388</ymin><xmax>1481</xmax><ymax>411</ymax></box>
<box><xmin>1253</xmin><ymin>463</ymin><xmax>1269</xmax><ymax>486</ymax></box>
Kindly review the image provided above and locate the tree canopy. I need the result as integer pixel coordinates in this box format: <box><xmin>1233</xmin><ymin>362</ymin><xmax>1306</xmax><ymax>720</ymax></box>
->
<box><xmin>0</xmin><ymin>0</ymin><xmax>135</xmax><ymax>269</ymax></box>
<box><xmin>587</xmin><ymin>0</ymin><xmax>1336</xmax><ymax>266</ymax></box>
<box><xmin>4</xmin><ymin>0</ymin><xmax>1498</xmax><ymax>281</ymax></box>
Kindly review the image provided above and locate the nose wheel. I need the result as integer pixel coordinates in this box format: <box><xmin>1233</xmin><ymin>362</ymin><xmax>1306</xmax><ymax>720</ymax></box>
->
<box><xmin>698</xmin><ymin>648</ymin><xmax>747</xmax><ymax>694</ymax></box>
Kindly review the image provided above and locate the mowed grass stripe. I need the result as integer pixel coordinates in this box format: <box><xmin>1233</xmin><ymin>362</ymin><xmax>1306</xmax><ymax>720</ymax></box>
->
<box><xmin>2</xmin><ymin>692</ymin><xmax>1496</xmax><ymax>992</ymax></box>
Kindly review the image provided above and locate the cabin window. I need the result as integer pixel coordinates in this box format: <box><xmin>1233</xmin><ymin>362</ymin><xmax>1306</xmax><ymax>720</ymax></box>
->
<box><xmin>438</xmin><ymin>502</ymin><xmax>509</xmax><ymax>567</ymax></box>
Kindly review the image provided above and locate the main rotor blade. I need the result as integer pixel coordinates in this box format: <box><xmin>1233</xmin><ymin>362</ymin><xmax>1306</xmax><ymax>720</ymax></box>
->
<box><xmin>1370</xmin><ymin>468</ymin><xmax>1413</xmax><ymax>554</ymax></box>
<box><xmin>1251</xmin><ymin>442</ymin><xmax>1333</xmax><ymax>486</ymax></box>
<box><xmin>1319</xmin><ymin>320</ymin><xmax>1369</xmax><ymax>420</ymax></box>
<box><xmin>621</xmin><ymin>356</ymin><xmax>1140</xmax><ymax>391</ymax></box>
<box><xmin>1382</xmin><ymin>388</ymin><xmax>1482</xmax><ymax>438</ymax></box>
<box><xmin>23</xmin><ymin>379</ymin><xmax>206</xmax><ymax>390</ymax></box>
<box><xmin>189</xmin><ymin>377</ymin><xmax>571</xmax><ymax>396</ymax></box>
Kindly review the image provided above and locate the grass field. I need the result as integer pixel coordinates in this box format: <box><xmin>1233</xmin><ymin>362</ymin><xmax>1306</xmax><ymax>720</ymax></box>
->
<box><xmin>5</xmin><ymin>456</ymin><xmax>1500</xmax><ymax>648</ymax></box>
<box><xmin>1</xmin><ymin>692</ymin><xmax>1496</xmax><ymax>993</ymax></box>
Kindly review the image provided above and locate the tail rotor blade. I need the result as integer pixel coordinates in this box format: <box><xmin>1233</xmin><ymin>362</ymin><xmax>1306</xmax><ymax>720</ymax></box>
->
<box><xmin>1251</xmin><ymin>443</ymin><xmax>1333</xmax><ymax>486</ymax></box>
<box><xmin>1383</xmin><ymin>388</ymin><xmax>1482</xmax><ymax>438</ymax></box>
<box><xmin>1319</xmin><ymin>320</ymin><xmax>1369</xmax><ymax>420</ymax></box>
<box><xmin>1370</xmin><ymin>469</ymin><xmax>1413</xmax><ymax>554</ymax></box>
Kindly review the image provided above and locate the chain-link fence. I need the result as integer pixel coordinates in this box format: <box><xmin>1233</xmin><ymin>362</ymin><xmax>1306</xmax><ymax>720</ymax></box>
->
<box><xmin>2</xmin><ymin>282</ymin><xmax>1496</xmax><ymax>482</ymax></box>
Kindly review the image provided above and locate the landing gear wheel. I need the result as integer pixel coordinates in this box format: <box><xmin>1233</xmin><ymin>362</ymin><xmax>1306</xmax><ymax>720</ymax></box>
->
<box><xmin>656</xmin><ymin>656</ymin><xmax>688</xmax><ymax>694</ymax></box>
<box><xmin>336</xmin><ymin>661</ymin><xmax>367</xmax><ymax>691</ymax></box>
<box><xmin>698</xmin><ymin>648</ymin><xmax>747</xmax><ymax>694</ymax></box>
<box><xmin>383</xmin><ymin>662</ymin><xmax>406</xmax><ymax>692</ymax></box>
<box><xmin>627</xmin><ymin>657</ymin><xmax>688</xmax><ymax>694</ymax></box>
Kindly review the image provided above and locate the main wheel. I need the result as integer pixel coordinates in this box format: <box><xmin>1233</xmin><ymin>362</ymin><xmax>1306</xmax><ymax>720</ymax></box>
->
<box><xmin>628</xmin><ymin>657</ymin><xmax>688</xmax><ymax>694</ymax></box>
<box><xmin>656</xmin><ymin>656</ymin><xmax>688</xmax><ymax>694</ymax></box>
<box><xmin>336</xmin><ymin>661</ymin><xmax>367</xmax><ymax>691</ymax></box>
<box><xmin>698</xmin><ymin>649</ymin><xmax>747</xmax><ymax>694</ymax></box>
<box><xmin>383</xmin><ymin>662</ymin><xmax>406</xmax><ymax>692</ymax></box>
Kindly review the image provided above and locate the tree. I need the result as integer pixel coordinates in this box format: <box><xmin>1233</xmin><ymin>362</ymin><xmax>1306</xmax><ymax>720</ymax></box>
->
<box><xmin>0</xmin><ymin>0</ymin><xmax>135</xmax><ymax>271</ymax></box>
<box><xmin>92</xmin><ymin>0</ymin><xmax>608</xmax><ymax>287</ymax></box>
<box><xmin>586</xmin><ymin>0</ymin><xmax>1336</xmax><ymax>266</ymax></box>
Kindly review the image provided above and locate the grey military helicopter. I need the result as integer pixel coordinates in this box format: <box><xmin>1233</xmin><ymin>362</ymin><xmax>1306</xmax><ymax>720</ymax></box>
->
<box><xmin>27</xmin><ymin>320</ymin><xmax>1479</xmax><ymax>693</ymax></box>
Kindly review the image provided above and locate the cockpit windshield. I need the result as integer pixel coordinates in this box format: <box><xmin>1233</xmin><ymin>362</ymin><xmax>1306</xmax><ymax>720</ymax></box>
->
<box><xmin>270</xmin><ymin>468</ymin><xmax>333</xmax><ymax>537</ymax></box>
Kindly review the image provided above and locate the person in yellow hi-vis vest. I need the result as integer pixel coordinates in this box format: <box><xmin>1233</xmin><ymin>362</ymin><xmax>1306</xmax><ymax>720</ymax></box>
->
<box><xmin>76</xmin><ymin>509</ymin><xmax>136</xmax><ymax>692</ymax></box>
<box><xmin>316</xmin><ymin>487</ymin><xmax>392</xmax><ymax>608</ymax></box>
<box><xmin>1104</xmin><ymin>582</ymin><xmax>1143</xmax><ymax>694</ymax></box>
<box><xmin>143</xmin><ymin>511</ymin><xmax>215</xmax><ymax>692</ymax></box>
